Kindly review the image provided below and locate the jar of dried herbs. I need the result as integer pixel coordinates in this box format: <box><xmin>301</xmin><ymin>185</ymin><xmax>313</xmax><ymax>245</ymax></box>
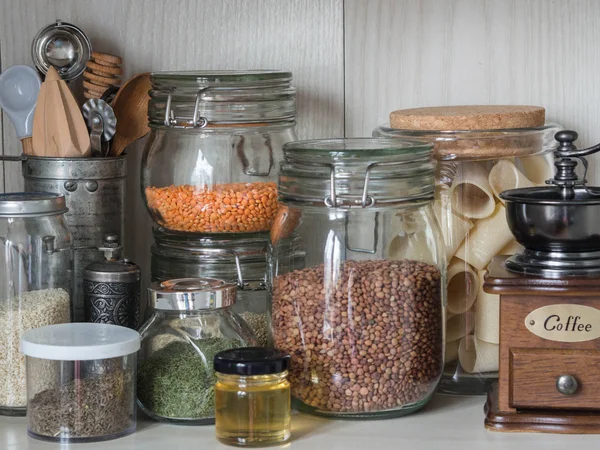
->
<box><xmin>21</xmin><ymin>323</ymin><xmax>140</xmax><ymax>443</ymax></box>
<box><xmin>138</xmin><ymin>278</ymin><xmax>257</xmax><ymax>424</ymax></box>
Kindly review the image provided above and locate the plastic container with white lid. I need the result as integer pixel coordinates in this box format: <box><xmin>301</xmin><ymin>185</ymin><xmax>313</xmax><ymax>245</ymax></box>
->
<box><xmin>21</xmin><ymin>323</ymin><xmax>140</xmax><ymax>443</ymax></box>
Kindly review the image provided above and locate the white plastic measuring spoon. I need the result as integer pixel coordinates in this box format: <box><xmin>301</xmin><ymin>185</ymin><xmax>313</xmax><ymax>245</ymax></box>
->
<box><xmin>0</xmin><ymin>65</ymin><xmax>42</xmax><ymax>155</ymax></box>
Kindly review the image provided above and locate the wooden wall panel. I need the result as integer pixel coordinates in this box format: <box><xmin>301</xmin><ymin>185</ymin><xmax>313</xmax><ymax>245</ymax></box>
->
<box><xmin>3</xmin><ymin>0</ymin><xmax>600</xmax><ymax>305</ymax></box>
<box><xmin>344</xmin><ymin>0</ymin><xmax>600</xmax><ymax>180</ymax></box>
<box><xmin>0</xmin><ymin>0</ymin><xmax>344</xmax><ymax>297</ymax></box>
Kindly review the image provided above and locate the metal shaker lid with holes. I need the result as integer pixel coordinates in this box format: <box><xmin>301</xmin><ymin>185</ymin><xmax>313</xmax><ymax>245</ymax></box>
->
<box><xmin>84</xmin><ymin>260</ymin><xmax>141</xmax><ymax>283</ymax></box>
<box><xmin>31</xmin><ymin>19</ymin><xmax>92</xmax><ymax>81</ymax></box>
<box><xmin>0</xmin><ymin>192</ymin><xmax>68</xmax><ymax>217</ymax></box>
<box><xmin>148</xmin><ymin>278</ymin><xmax>238</xmax><ymax>311</ymax></box>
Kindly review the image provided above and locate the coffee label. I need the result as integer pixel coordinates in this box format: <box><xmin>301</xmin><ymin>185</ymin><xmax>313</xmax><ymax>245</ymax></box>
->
<box><xmin>525</xmin><ymin>304</ymin><xmax>600</xmax><ymax>342</ymax></box>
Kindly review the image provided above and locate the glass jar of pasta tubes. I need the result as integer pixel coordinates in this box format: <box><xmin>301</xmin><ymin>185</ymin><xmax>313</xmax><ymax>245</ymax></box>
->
<box><xmin>151</xmin><ymin>229</ymin><xmax>270</xmax><ymax>346</ymax></box>
<box><xmin>142</xmin><ymin>71</ymin><xmax>297</xmax><ymax>235</ymax></box>
<box><xmin>138</xmin><ymin>278</ymin><xmax>256</xmax><ymax>424</ymax></box>
<box><xmin>374</xmin><ymin>105</ymin><xmax>561</xmax><ymax>395</ymax></box>
<box><xmin>269</xmin><ymin>138</ymin><xmax>446</xmax><ymax>418</ymax></box>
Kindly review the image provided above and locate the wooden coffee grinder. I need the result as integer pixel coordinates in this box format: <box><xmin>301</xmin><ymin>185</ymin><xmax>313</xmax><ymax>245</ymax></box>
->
<box><xmin>484</xmin><ymin>130</ymin><xmax>600</xmax><ymax>433</ymax></box>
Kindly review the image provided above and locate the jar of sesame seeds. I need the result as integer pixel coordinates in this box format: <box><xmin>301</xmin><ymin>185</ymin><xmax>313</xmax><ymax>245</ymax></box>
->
<box><xmin>0</xmin><ymin>193</ymin><xmax>73</xmax><ymax>416</ymax></box>
<box><xmin>142</xmin><ymin>71</ymin><xmax>297</xmax><ymax>235</ymax></box>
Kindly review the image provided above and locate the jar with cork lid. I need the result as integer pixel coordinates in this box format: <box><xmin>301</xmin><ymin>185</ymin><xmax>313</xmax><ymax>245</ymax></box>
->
<box><xmin>269</xmin><ymin>138</ymin><xmax>445</xmax><ymax>418</ymax></box>
<box><xmin>374</xmin><ymin>105</ymin><xmax>561</xmax><ymax>395</ymax></box>
<box><xmin>142</xmin><ymin>71</ymin><xmax>297</xmax><ymax>235</ymax></box>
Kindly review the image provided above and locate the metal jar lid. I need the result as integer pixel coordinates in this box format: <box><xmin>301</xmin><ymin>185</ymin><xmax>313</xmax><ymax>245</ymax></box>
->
<box><xmin>148</xmin><ymin>277</ymin><xmax>237</xmax><ymax>311</ymax></box>
<box><xmin>0</xmin><ymin>192</ymin><xmax>68</xmax><ymax>217</ymax></box>
<box><xmin>31</xmin><ymin>19</ymin><xmax>92</xmax><ymax>81</ymax></box>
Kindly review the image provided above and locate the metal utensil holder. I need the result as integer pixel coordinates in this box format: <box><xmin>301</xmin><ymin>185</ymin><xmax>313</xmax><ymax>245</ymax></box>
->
<box><xmin>0</xmin><ymin>154</ymin><xmax>126</xmax><ymax>320</ymax></box>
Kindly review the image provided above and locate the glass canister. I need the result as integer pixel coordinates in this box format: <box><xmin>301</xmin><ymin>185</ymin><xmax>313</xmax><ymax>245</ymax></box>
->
<box><xmin>214</xmin><ymin>348</ymin><xmax>291</xmax><ymax>447</ymax></box>
<box><xmin>269</xmin><ymin>138</ymin><xmax>446</xmax><ymax>419</ymax></box>
<box><xmin>138</xmin><ymin>277</ymin><xmax>257</xmax><ymax>424</ymax></box>
<box><xmin>142</xmin><ymin>70</ymin><xmax>297</xmax><ymax>235</ymax></box>
<box><xmin>374</xmin><ymin>105</ymin><xmax>561</xmax><ymax>395</ymax></box>
<box><xmin>0</xmin><ymin>193</ymin><xmax>73</xmax><ymax>416</ymax></box>
<box><xmin>21</xmin><ymin>323</ymin><xmax>139</xmax><ymax>443</ymax></box>
<box><xmin>150</xmin><ymin>229</ymin><xmax>270</xmax><ymax>346</ymax></box>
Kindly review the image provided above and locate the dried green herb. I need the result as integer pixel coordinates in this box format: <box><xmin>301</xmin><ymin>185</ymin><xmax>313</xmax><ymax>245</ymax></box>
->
<box><xmin>137</xmin><ymin>337</ymin><xmax>239</xmax><ymax>420</ymax></box>
<box><xmin>28</xmin><ymin>364</ymin><xmax>134</xmax><ymax>439</ymax></box>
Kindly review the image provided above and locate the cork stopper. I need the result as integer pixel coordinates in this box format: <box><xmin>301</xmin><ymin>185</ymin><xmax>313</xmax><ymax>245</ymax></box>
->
<box><xmin>389</xmin><ymin>105</ymin><xmax>545</xmax><ymax>131</ymax></box>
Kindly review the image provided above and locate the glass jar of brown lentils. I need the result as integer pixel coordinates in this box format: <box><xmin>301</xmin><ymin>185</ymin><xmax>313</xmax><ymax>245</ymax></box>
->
<box><xmin>268</xmin><ymin>138</ymin><xmax>446</xmax><ymax>419</ymax></box>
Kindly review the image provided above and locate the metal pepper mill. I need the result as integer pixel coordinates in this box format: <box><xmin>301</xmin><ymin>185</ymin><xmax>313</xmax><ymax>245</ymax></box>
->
<box><xmin>83</xmin><ymin>234</ymin><xmax>140</xmax><ymax>329</ymax></box>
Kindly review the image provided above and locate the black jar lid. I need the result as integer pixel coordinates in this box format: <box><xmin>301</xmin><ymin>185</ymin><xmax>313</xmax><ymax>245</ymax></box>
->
<box><xmin>214</xmin><ymin>347</ymin><xmax>290</xmax><ymax>376</ymax></box>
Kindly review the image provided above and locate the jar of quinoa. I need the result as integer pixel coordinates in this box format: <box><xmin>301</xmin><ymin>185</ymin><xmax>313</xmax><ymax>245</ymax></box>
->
<box><xmin>269</xmin><ymin>138</ymin><xmax>446</xmax><ymax>419</ymax></box>
<box><xmin>142</xmin><ymin>71</ymin><xmax>297</xmax><ymax>235</ymax></box>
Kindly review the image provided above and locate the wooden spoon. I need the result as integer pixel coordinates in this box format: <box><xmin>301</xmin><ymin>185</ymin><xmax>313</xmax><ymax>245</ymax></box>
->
<box><xmin>109</xmin><ymin>73</ymin><xmax>151</xmax><ymax>156</ymax></box>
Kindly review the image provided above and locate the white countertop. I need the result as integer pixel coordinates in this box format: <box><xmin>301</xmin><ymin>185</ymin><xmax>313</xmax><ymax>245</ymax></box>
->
<box><xmin>2</xmin><ymin>395</ymin><xmax>600</xmax><ymax>449</ymax></box>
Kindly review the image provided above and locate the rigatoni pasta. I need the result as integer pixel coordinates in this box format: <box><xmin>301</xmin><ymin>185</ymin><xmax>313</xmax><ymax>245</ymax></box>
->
<box><xmin>488</xmin><ymin>160</ymin><xmax>534</xmax><ymax>202</ymax></box>
<box><xmin>447</xmin><ymin>258</ymin><xmax>478</xmax><ymax>315</ymax></box>
<box><xmin>451</xmin><ymin>162</ymin><xmax>496</xmax><ymax>219</ymax></box>
<box><xmin>474</xmin><ymin>270</ymin><xmax>500</xmax><ymax>344</ymax></box>
<box><xmin>458</xmin><ymin>335</ymin><xmax>499</xmax><ymax>373</ymax></box>
<box><xmin>434</xmin><ymin>189</ymin><xmax>473</xmax><ymax>262</ymax></box>
<box><xmin>454</xmin><ymin>203</ymin><xmax>513</xmax><ymax>270</ymax></box>
<box><xmin>387</xmin><ymin>153</ymin><xmax>552</xmax><ymax>382</ymax></box>
<box><xmin>520</xmin><ymin>152</ymin><xmax>555</xmax><ymax>185</ymax></box>
<box><xmin>447</xmin><ymin>310</ymin><xmax>475</xmax><ymax>343</ymax></box>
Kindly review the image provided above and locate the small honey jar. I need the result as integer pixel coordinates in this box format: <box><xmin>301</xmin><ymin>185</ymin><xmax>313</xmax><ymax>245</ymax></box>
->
<box><xmin>214</xmin><ymin>348</ymin><xmax>291</xmax><ymax>446</ymax></box>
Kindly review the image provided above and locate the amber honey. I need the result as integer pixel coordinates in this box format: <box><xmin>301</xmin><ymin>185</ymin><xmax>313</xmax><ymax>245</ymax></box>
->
<box><xmin>214</xmin><ymin>348</ymin><xmax>291</xmax><ymax>447</ymax></box>
<box><xmin>215</xmin><ymin>372</ymin><xmax>290</xmax><ymax>446</ymax></box>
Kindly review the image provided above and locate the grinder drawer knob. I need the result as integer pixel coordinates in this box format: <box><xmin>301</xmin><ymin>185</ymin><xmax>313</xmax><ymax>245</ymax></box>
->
<box><xmin>556</xmin><ymin>375</ymin><xmax>578</xmax><ymax>395</ymax></box>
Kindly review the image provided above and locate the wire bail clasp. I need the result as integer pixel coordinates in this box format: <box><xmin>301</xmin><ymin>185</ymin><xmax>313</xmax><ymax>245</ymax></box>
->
<box><xmin>164</xmin><ymin>88</ymin><xmax>210</xmax><ymax>128</ymax></box>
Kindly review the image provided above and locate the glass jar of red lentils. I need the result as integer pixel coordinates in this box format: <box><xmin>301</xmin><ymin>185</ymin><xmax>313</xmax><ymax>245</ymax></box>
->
<box><xmin>142</xmin><ymin>71</ymin><xmax>297</xmax><ymax>235</ymax></box>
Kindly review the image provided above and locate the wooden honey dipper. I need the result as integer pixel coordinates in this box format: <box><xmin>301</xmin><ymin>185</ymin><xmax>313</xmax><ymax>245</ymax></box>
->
<box><xmin>82</xmin><ymin>51</ymin><xmax>122</xmax><ymax>100</ymax></box>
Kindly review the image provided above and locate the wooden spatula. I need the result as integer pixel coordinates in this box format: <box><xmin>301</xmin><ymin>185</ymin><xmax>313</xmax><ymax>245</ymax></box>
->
<box><xmin>109</xmin><ymin>73</ymin><xmax>151</xmax><ymax>156</ymax></box>
<box><xmin>32</xmin><ymin>67</ymin><xmax>91</xmax><ymax>157</ymax></box>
